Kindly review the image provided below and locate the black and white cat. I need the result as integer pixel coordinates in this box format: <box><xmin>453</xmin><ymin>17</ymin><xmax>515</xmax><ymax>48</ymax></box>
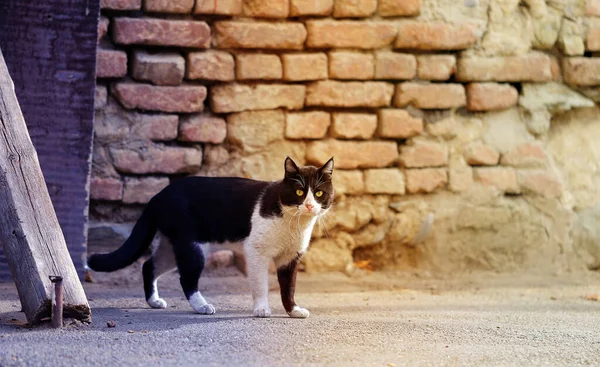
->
<box><xmin>87</xmin><ymin>157</ymin><xmax>334</xmax><ymax>318</ymax></box>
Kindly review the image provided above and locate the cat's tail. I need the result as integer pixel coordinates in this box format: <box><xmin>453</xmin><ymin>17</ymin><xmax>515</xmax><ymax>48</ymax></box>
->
<box><xmin>87</xmin><ymin>204</ymin><xmax>157</xmax><ymax>272</ymax></box>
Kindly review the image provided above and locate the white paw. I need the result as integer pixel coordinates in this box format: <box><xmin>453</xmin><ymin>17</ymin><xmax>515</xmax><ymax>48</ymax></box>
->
<box><xmin>194</xmin><ymin>303</ymin><xmax>216</xmax><ymax>315</ymax></box>
<box><xmin>253</xmin><ymin>306</ymin><xmax>272</xmax><ymax>318</ymax></box>
<box><xmin>288</xmin><ymin>306</ymin><xmax>310</xmax><ymax>318</ymax></box>
<box><xmin>147</xmin><ymin>297</ymin><xmax>168</xmax><ymax>309</ymax></box>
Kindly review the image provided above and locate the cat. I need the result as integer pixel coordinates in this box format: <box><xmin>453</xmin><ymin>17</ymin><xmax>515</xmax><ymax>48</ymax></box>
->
<box><xmin>87</xmin><ymin>156</ymin><xmax>334</xmax><ymax>319</ymax></box>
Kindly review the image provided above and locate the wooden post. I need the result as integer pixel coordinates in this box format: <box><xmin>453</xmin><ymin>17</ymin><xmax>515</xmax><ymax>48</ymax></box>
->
<box><xmin>0</xmin><ymin>48</ymin><xmax>91</xmax><ymax>325</ymax></box>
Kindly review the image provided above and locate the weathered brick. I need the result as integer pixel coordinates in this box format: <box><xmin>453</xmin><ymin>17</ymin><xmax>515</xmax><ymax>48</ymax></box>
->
<box><xmin>144</xmin><ymin>0</ymin><xmax>194</xmax><ymax>13</ymax></box>
<box><xmin>500</xmin><ymin>143</ymin><xmax>547</xmax><ymax>168</ymax></box>
<box><xmin>550</xmin><ymin>55</ymin><xmax>562</xmax><ymax>82</ymax></box>
<box><xmin>307</xmin><ymin>140</ymin><xmax>398</xmax><ymax>169</ymax></box>
<box><xmin>330</xmin><ymin>113</ymin><xmax>377</xmax><ymax>139</ymax></box>
<box><xmin>236</xmin><ymin>54</ymin><xmax>282</xmax><ymax>80</ymax></box>
<box><xmin>243</xmin><ymin>0</ymin><xmax>288</xmax><ymax>17</ymax></box>
<box><xmin>211</xmin><ymin>84</ymin><xmax>305</xmax><ymax>113</ymax></box>
<box><xmin>405</xmin><ymin>168</ymin><xmax>447</xmax><ymax>194</ymax></box>
<box><xmin>179</xmin><ymin>114</ymin><xmax>227</xmax><ymax>144</ymax></box>
<box><xmin>113</xmin><ymin>18</ymin><xmax>210</xmax><ymax>48</ymax></box>
<box><xmin>377</xmin><ymin>109</ymin><xmax>423</xmax><ymax>139</ymax></box>
<box><xmin>587</xmin><ymin>0</ymin><xmax>600</xmax><ymax>15</ymax></box>
<box><xmin>562</xmin><ymin>57</ymin><xmax>600</xmax><ymax>86</ymax></box>
<box><xmin>306</xmin><ymin>20</ymin><xmax>397</xmax><ymax>49</ymax></box>
<box><xmin>112</xmin><ymin>83</ymin><xmax>207</xmax><ymax>113</ymax></box>
<box><xmin>449</xmin><ymin>165</ymin><xmax>473</xmax><ymax>193</ymax></box>
<box><xmin>378</xmin><ymin>0</ymin><xmax>420</xmax><ymax>16</ymax></box>
<box><xmin>517</xmin><ymin>170</ymin><xmax>562</xmax><ymax>198</ymax></box>
<box><xmin>333</xmin><ymin>0</ymin><xmax>377</xmax><ymax>18</ymax></box>
<box><xmin>463</xmin><ymin>142</ymin><xmax>500</xmax><ymax>166</ymax></box>
<box><xmin>214</xmin><ymin>22</ymin><xmax>306</xmax><ymax>50</ymax></box>
<box><xmin>98</xmin><ymin>16</ymin><xmax>109</xmax><ymax>42</ymax></box>
<box><xmin>227</xmin><ymin>110</ymin><xmax>285</xmax><ymax>152</ymax></box>
<box><xmin>456</xmin><ymin>53</ymin><xmax>553</xmax><ymax>82</ymax></box>
<box><xmin>132</xmin><ymin>51</ymin><xmax>185</xmax><ymax>86</ymax></box>
<box><xmin>95</xmin><ymin>103</ymin><xmax>179</xmax><ymax>141</ymax></box>
<box><xmin>95</xmin><ymin>85</ymin><xmax>107</xmax><ymax>110</ymax></box>
<box><xmin>96</xmin><ymin>49</ymin><xmax>127</xmax><ymax>78</ymax></box>
<box><xmin>417</xmin><ymin>55</ymin><xmax>456</xmax><ymax>81</ymax></box>
<box><xmin>329</xmin><ymin>52</ymin><xmax>374</xmax><ymax>80</ymax></box>
<box><xmin>587</xmin><ymin>29</ymin><xmax>600</xmax><ymax>51</ymax></box>
<box><xmin>101</xmin><ymin>0</ymin><xmax>140</xmax><ymax>10</ymax></box>
<box><xmin>395</xmin><ymin>22</ymin><xmax>478</xmax><ymax>50</ymax></box>
<box><xmin>466</xmin><ymin>83</ymin><xmax>518</xmax><ymax>111</ymax></box>
<box><xmin>290</xmin><ymin>0</ymin><xmax>333</xmax><ymax>15</ymax></box>
<box><xmin>364</xmin><ymin>168</ymin><xmax>405</xmax><ymax>194</ymax></box>
<box><xmin>187</xmin><ymin>51</ymin><xmax>234</xmax><ymax>82</ymax></box>
<box><xmin>203</xmin><ymin>145</ymin><xmax>230</xmax><ymax>167</ymax></box>
<box><xmin>333</xmin><ymin>170</ymin><xmax>365</xmax><ymax>195</ymax></box>
<box><xmin>306</xmin><ymin>80</ymin><xmax>394</xmax><ymax>108</ymax></box>
<box><xmin>90</xmin><ymin>177</ymin><xmax>123</xmax><ymax>201</ymax></box>
<box><xmin>399</xmin><ymin>140</ymin><xmax>447</xmax><ymax>168</ymax></box>
<box><xmin>473</xmin><ymin>167</ymin><xmax>520</xmax><ymax>194</ymax></box>
<box><xmin>282</xmin><ymin>53</ymin><xmax>328</xmax><ymax>81</ymax></box>
<box><xmin>194</xmin><ymin>0</ymin><xmax>241</xmax><ymax>14</ymax></box>
<box><xmin>286</xmin><ymin>111</ymin><xmax>331</xmax><ymax>139</ymax></box>
<box><xmin>394</xmin><ymin>83</ymin><xmax>466</xmax><ymax>109</ymax></box>
<box><xmin>122</xmin><ymin>177</ymin><xmax>169</xmax><ymax>204</ymax></box>
<box><xmin>110</xmin><ymin>144</ymin><xmax>203</xmax><ymax>174</ymax></box>
<box><xmin>375</xmin><ymin>52</ymin><xmax>416</xmax><ymax>80</ymax></box>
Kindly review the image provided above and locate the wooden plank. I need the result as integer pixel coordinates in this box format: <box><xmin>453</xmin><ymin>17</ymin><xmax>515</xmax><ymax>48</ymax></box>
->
<box><xmin>0</xmin><ymin>48</ymin><xmax>91</xmax><ymax>324</ymax></box>
<box><xmin>0</xmin><ymin>0</ymin><xmax>99</xmax><ymax>281</ymax></box>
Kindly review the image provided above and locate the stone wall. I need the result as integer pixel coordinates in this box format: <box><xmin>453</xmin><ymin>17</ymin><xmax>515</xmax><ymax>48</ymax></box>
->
<box><xmin>92</xmin><ymin>0</ymin><xmax>600</xmax><ymax>275</ymax></box>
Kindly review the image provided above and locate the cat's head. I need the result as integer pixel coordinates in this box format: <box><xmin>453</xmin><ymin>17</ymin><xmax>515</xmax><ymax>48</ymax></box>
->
<box><xmin>280</xmin><ymin>156</ymin><xmax>334</xmax><ymax>216</ymax></box>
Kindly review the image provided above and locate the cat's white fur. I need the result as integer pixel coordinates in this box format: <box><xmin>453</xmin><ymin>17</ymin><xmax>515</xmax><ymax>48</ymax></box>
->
<box><xmin>146</xmin><ymin>187</ymin><xmax>324</xmax><ymax>318</ymax></box>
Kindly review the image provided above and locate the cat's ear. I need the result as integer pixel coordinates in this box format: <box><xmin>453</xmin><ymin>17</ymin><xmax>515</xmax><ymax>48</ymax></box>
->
<box><xmin>319</xmin><ymin>157</ymin><xmax>334</xmax><ymax>175</ymax></box>
<box><xmin>284</xmin><ymin>156</ymin><xmax>299</xmax><ymax>177</ymax></box>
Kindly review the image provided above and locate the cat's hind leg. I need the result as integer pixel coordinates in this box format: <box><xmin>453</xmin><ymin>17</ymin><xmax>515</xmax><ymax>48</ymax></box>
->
<box><xmin>143</xmin><ymin>232</ymin><xmax>177</xmax><ymax>309</ymax></box>
<box><xmin>174</xmin><ymin>239</ymin><xmax>215</xmax><ymax>315</ymax></box>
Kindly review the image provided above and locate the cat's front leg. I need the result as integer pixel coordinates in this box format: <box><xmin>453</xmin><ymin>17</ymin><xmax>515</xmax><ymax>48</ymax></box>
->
<box><xmin>277</xmin><ymin>255</ymin><xmax>309</xmax><ymax>319</ymax></box>
<box><xmin>244</xmin><ymin>243</ymin><xmax>272</xmax><ymax>317</ymax></box>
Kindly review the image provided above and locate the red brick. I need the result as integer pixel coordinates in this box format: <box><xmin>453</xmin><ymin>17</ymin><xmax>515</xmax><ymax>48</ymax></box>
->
<box><xmin>375</xmin><ymin>52</ymin><xmax>416</xmax><ymax>80</ymax></box>
<box><xmin>95</xmin><ymin>85</ymin><xmax>107</xmax><ymax>110</ymax></box>
<box><xmin>306</xmin><ymin>20</ymin><xmax>397</xmax><ymax>49</ymax></box>
<box><xmin>122</xmin><ymin>177</ymin><xmax>169</xmax><ymax>204</ymax></box>
<box><xmin>210</xmin><ymin>84</ymin><xmax>305</xmax><ymax>113</ymax></box>
<box><xmin>306</xmin><ymin>140</ymin><xmax>398</xmax><ymax>169</ymax></box>
<box><xmin>379</xmin><ymin>0</ymin><xmax>420</xmax><ymax>16</ymax></box>
<box><xmin>331</xmin><ymin>113</ymin><xmax>377</xmax><ymax>139</ymax></box>
<box><xmin>90</xmin><ymin>177</ymin><xmax>123</xmax><ymax>201</ymax></box>
<box><xmin>405</xmin><ymin>168</ymin><xmax>447</xmax><ymax>194</ymax></box>
<box><xmin>236</xmin><ymin>54</ymin><xmax>282</xmax><ymax>80</ymax></box>
<box><xmin>333</xmin><ymin>0</ymin><xmax>377</xmax><ymax>18</ymax></box>
<box><xmin>194</xmin><ymin>0</ymin><xmax>242</xmax><ymax>14</ymax></box>
<box><xmin>290</xmin><ymin>0</ymin><xmax>333</xmax><ymax>15</ymax></box>
<box><xmin>101</xmin><ymin>0</ymin><xmax>140</xmax><ymax>10</ymax></box>
<box><xmin>110</xmin><ymin>144</ymin><xmax>203</xmax><ymax>174</ymax></box>
<box><xmin>329</xmin><ymin>52</ymin><xmax>374</xmax><ymax>80</ymax></box>
<box><xmin>463</xmin><ymin>142</ymin><xmax>500</xmax><ymax>166</ymax></box>
<box><xmin>377</xmin><ymin>109</ymin><xmax>423</xmax><ymax>139</ymax></box>
<box><xmin>113</xmin><ymin>18</ymin><xmax>210</xmax><ymax>48</ymax></box>
<box><xmin>96</xmin><ymin>49</ymin><xmax>127</xmax><ymax>78</ymax></box>
<box><xmin>517</xmin><ymin>170</ymin><xmax>562</xmax><ymax>198</ymax></box>
<box><xmin>417</xmin><ymin>55</ymin><xmax>456</xmax><ymax>81</ymax></box>
<box><xmin>282</xmin><ymin>53</ymin><xmax>328</xmax><ymax>81</ymax></box>
<box><xmin>144</xmin><ymin>0</ymin><xmax>194</xmax><ymax>13</ymax></box>
<box><xmin>179</xmin><ymin>114</ymin><xmax>227</xmax><ymax>144</ymax></box>
<box><xmin>98</xmin><ymin>16</ymin><xmax>109</xmax><ymax>42</ymax></box>
<box><xmin>395</xmin><ymin>22</ymin><xmax>478</xmax><ymax>50</ymax></box>
<box><xmin>500</xmin><ymin>143</ymin><xmax>547</xmax><ymax>168</ymax></box>
<box><xmin>112</xmin><ymin>83</ymin><xmax>207</xmax><ymax>113</ymax></box>
<box><xmin>562</xmin><ymin>57</ymin><xmax>600</xmax><ymax>86</ymax></box>
<box><xmin>285</xmin><ymin>111</ymin><xmax>331</xmax><ymax>139</ymax></box>
<box><xmin>456</xmin><ymin>53</ymin><xmax>553</xmax><ymax>82</ymax></box>
<box><xmin>394</xmin><ymin>83</ymin><xmax>466</xmax><ymax>109</ymax></box>
<box><xmin>473</xmin><ymin>167</ymin><xmax>520</xmax><ymax>194</ymax></box>
<box><xmin>243</xmin><ymin>0</ymin><xmax>288</xmax><ymax>17</ymax></box>
<box><xmin>214</xmin><ymin>22</ymin><xmax>306</xmax><ymax>50</ymax></box>
<box><xmin>187</xmin><ymin>51</ymin><xmax>235</xmax><ymax>81</ymax></box>
<box><xmin>466</xmin><ymin>83</ymin><xmax>518</xmax><ymax>111</ymax></box>
<box><xmin>587</xmin><ymin>29</ymin><xmax>600</xmax><ymax>51</ymax></box>
<box><xmin>95</xmin><ymin>103</ymin><xmax>179</xmax><ymax>141</ymax></box>
<box><xmin>306</xmin><ymin>80</ymin><xmax>394</xmax><ymax>108</ymax></box>
<box><xmin>132</xmin><ymin>51</ymin><xmax>184</xmax><ymax>86</ymax></box>
<box><xmin>399</xmin><ymin>140</ymin><xmax>447</xmax><ymax>168</ymax></box>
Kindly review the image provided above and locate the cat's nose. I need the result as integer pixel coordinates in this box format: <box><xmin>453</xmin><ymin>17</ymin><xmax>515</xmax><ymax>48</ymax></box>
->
<box><xmin>305</xmin><ymin>203</ymin><xmax>313</xmax><ymax>211</ymax></box>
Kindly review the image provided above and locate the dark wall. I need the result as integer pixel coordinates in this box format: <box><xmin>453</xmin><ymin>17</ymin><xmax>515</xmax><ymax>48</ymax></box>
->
<box><xmin>0</xmin><ymin>1</ymin><xmax>100</xmax><ymax>280</ymax></box>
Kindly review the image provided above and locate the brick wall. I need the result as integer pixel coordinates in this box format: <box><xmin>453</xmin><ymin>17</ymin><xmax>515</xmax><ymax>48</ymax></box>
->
<box><xmin>92</xmin><ymin>0</ymin><xmax>600</xmax><ymax>274</ymax></box>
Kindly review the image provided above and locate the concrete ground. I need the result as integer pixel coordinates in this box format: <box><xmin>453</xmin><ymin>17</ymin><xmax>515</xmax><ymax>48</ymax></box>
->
<box><xmin>1</xmin><ymin>270</ymin><xmax>599</xmax><ymax>367</ymax></box>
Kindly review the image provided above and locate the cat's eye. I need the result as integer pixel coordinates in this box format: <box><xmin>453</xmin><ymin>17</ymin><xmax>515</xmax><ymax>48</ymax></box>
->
<box><xmin>315</xmin><ymin>191</ymin><xmax>323</xmax><ymax>197</ymax></box>
<box><xmin>296</xmin><ymin>189</ymin><xmax>304</xmax><ymax>196</ymax></box>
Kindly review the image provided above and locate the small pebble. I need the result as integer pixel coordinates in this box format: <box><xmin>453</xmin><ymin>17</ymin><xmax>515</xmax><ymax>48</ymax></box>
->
<box><xmin>107</xmin><ymin>320</ymin><xmax>117</xmax><ymax>328</ymax></box>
